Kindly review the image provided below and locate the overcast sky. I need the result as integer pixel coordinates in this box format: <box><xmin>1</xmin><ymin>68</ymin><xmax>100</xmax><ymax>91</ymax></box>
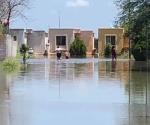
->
<box><xmin>11</xmin><ymin>0</ymin><xmax>118</xmax><ymax>37</ymax></box>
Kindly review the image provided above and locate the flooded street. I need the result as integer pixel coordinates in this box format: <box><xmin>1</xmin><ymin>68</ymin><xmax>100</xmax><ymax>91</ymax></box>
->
<box><xmin>0</xmin><ymin>58</ymin><xmax>150</xmax><ymax>125</ymax></box>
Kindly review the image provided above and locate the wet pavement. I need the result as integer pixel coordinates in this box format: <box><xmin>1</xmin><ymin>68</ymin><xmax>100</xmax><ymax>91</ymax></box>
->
<box><xmin>0</xmin><ymin>58</ymin><xmax>150</xmax><ymax>125</ymax></box>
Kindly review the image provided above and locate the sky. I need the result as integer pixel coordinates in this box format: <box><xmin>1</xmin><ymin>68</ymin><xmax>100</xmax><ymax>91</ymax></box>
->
<box><xmin>11</xmin><ymin>0</ymin><xmax>118</xmax><ymax>37</ymax></box>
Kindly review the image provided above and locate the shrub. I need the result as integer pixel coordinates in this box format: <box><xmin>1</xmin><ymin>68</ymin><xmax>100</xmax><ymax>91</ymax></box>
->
<box><xmin>20</xmin><ymin>44</ymin><xmax>29</xmax><ymax>63</ymax></box>
<box><xmin>104</xmin><ymin>44</ymin><xmax>111</xmax><ymax>58</ymax></box>
<box><xmin>70</xmin><ymin>37</ymin><xmax>86</xmax><ymax>57</ymax></box>
<box><xmin>2</xmin><ymin>58</ymin><xmax>20</xmax><ymax>73</ymax></box>
<box><xmin>119</xmin><ymin>51</ymin><xmax>129</xmax><ymax>59</ymax></box>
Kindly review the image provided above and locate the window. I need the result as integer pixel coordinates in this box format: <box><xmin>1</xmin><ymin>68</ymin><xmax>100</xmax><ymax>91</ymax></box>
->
<box><xmin>106</xmin><ymin>36</ymin><xmax>116</xmax><ymax>45</ymax></box>
<box><xmin>56</xmin><ymin>36</ymin><xmax>66</xmax><ymax>46</ymax></box>
<box><xmin>13</xmin><ymin>36</ymin><xmax>17</xmax><ymax>41</ymax></box>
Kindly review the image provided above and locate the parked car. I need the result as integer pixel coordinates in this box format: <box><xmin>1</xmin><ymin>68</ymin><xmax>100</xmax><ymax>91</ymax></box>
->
<box><xmin>28</xmin><ymin>48</ymin><xmax>34</xmax><ymax>54</ymax></box>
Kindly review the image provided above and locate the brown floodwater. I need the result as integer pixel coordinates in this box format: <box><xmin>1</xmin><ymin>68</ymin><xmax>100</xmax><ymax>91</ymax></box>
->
<box><xmin>0</xmin><ymin>58</ymin><xmax>150</xmax><ymax>125</ymax></box>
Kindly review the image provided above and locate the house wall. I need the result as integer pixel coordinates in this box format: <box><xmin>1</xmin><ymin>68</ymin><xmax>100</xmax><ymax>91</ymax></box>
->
<box><xmin>80</xmin><ymin>31</ymin><xmax>94</xmax><ymax>54</ymax></box>
<box><xmin>45</xmin><ymin>33</ymin><xmax>49</xmax><ymax>51</ymax></box>
<box><xmin>48</xmin><ymin>29</ymin><xmax>94</xmax><ymax>55</ymax></box>
<box><xmin>48</xmin><ymin>29</ymin><xmax>80</xmax><ymax>53</ymax></box>
<box><xmin>9</xmin><ymin>29</ymin><xmax>25</xmax><ymax>47</ymax></box>
<box><xmin>123</xmin><ymin>36</ymin><xmax>129</xmax><ymax>48</ymax></box>
<box><xmin>98</xmin><ymin>28</ymin><xmax>124</xmax><ymax>54</ymax></box>
<box><xmin>27</xmin><ymin>31</ymin><xmax>46</xmax><ymax>55</ymax></box>
<box><xmin>0</xmin><ymin>35</ymin><xmax>17</xmax><ymax>60</ymax></box>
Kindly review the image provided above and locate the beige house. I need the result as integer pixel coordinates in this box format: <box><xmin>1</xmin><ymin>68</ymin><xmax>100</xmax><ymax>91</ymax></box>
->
<box><xmin>80</xmin><ymin>31</ymin><xmax>94</xmax><ymax>55</ymax></box>
<box><xmin>48</xmin><ymin>28</ymin><xmax>94</xmax><ymax>55</ymax></box>
<box><xmin>98</xmin><ymin>28</ymin><xmax>129</xmax><ymax>55</ymax></box>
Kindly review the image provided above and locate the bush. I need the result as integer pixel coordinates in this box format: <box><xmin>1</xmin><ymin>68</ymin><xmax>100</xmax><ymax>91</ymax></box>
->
<box><xmin>70</xmin><ymin>37</ymin><xmax>86</xmax><ymax>57</ymax></box>
<box><xmin>132</xmin><ymin>48</ymin><xmax>146</xmax><ymax>61</ymax></box>
<box><xmin>1</xmin><ymin>58</ymin><xmax>20</xmax><ymax>73</ymax></box>
<box><xmin>20</xmin><ymin>44</ymin><xmax>29</xmax><ymax>63</ymax></box>
<box><xmin>104</xmin><ymin>44</ymin><xmax>111</xmax><ymax>58</ymax></box>
<box><xmin>119</xmin><ymin>51</ymin><xmax>129</xmax><ymax>59</ymax></box>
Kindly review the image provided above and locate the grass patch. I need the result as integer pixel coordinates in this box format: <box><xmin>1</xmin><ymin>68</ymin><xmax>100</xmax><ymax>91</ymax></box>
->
<box><xmin>1</xmin><ymin>58</ymin><xmax>20</xmax><ymax>73</ymax></box>
<box><xmin>16</xmin><ymin>53</ymin><xmax>35</xmax><ymax>59</ymax></box>
<box><xmin>118</xmin><ymin>52</ymin><xmax>129</xmax><ymax>59</ymax></box>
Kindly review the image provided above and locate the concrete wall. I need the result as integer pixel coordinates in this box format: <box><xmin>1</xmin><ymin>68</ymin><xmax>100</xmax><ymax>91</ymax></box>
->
<box><xmin>0</xmin><ymin>35</ymin><xmax>6</xmax><ymax>60</ymax></box>
<box><xmin>48</xmin><ymin>29</ymin><xmax>80</xmax><ymax>53</ymax></box>
<box><xmin>9</xmin><ymin>29</ymin><xmax>25</xmax><ymax>47</ymax></box>
<box><xmin>0</xmin><ymin>35</ymin><xmax>17</xmax><ymax>60</ymax></box>
<box><xmin>27</xmin><ymin>31</ymin><xmax>46</xmax><ymax>55</ymax></box>
<box><xmin>80</xmin><ymin>31</ymin><xmax>94</xmax><ymax>54</ymax></box>
<box><xmin>98</xmin><ymin>28</ymin><xmax>125</xmax><ymax>54</ymax></box>
<box><xmin>9</xmin><ymin>39</ymin><xmax>17</xmax><ymax>57</ymax></box>
<box><xmin>45</xmin><ymin>33</ymin><xmax>49</xmax><ymax>51</ymax></box>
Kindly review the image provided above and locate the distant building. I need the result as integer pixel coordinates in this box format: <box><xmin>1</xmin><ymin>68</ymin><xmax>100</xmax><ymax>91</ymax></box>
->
<box><xmin>10</xmin><ymin>29</ymin><xmax>49</xmax><ymax>55</ymax></box>
<box><xmin>9</xmin><ymin>29</ymin><xmax>26</xmax><ymax>47</ymax></box>
<box><xmin>48</xmin><ymin>28</ymin><xmax>94</xmax><ymax>55</ymax></box>
<box><xmin>26</xmin><ymin>29</ymin><xmax>47</xmax><ymax>55</ymax></box>
<box><xmin>98</xmin><ymin>28</ymin><xmax>129</xmax><ymax>55</ymax></box>
<box><xmin>8</xmin><ymin>27</ymin><xmax>130</xmax><ymax>57</ymax></box>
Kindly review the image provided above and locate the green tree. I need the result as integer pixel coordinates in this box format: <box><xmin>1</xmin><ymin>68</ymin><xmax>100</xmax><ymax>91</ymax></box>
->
<box><xmin>69</xmin><ymin>37</ymin><xmax>87</xmax><ymax>57</ymax></box>
<box><xmin>20</xmin><ymin>44</ymin><xmax>29</xmax><ymax>64</ymax></box>
<box><xmin>115</xmin><ymin>0</ymin><xmax>150</xmax><ymax>61</ymax></box>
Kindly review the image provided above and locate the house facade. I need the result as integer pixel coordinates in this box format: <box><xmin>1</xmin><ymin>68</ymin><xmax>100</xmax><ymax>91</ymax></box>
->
<box><xmin>9</xmin><ymin>29</ymin><xmax>49</xmax><ymax>55</ymax></box>
<box><xmin>9</xmin><ymin>29</ymin><xmax>26</xmax><ymax>47</ymax></box>
<box><xmin>98</xmin><ymin>28</ymin><xmax>129</xmax><ymax>55</ymax></box>
<box><xmin>48</xmin><ymin>28</ymin><xmax>94</xmax><ymax>54</ymax></box>
<box><xmin>7</xmin><ymin>27</ymin><xmax>130</xmax><ymax>57</ymax></box>
<box><xmin>26</xmin><ymin>30</ymin><xmax>48</xmax><ymax>55</ymax></box>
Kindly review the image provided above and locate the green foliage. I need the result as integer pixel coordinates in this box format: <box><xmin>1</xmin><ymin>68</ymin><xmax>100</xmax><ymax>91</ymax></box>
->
<box><xmin>115</xmin><ymin>0</ymin><xmax>150</xmax><ymax>60</ymax></box>
<box><xmin>20</xmin><ymin>44</ymin><xmax>29</xmax><ymax>53</ymax></box>
<box><xmin>1</xmin><ymin>58</ymin><xmax>20</xmax><ymax>73</ymax></box>
<box><xmin>16</xmin><ymin>52</ymin><xmax>35</xmax><ymax>59</ymax></box>
<box><xmin>104</xmin><ymin>44</ymin><xmax>111</xmax><ymax>58</ymax></box>
<box><xmin>119</xmin><ymin>51</ymin><xmax>129</xmax><ymax>59</ymax></box>
<box><xmin>115</xmin><ymin>0</ymin><xmax>150</xmax><ymax>36</ymax></box>
<box><xmin>20</xmin><ymin>44</ymin><xmax>29</xmax><ymax>63</ymax></box>
<box><xmin>69</xmin><ymin>37</ymin><xmax>87</xmax><ymax>57</ymax></box>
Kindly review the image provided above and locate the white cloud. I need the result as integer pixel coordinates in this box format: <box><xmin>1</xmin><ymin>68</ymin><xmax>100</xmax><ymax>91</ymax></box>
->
<box><xmin>66</xmin><ymin>0</ymin><xmax>89</xmax><ymax>7</ymax></box>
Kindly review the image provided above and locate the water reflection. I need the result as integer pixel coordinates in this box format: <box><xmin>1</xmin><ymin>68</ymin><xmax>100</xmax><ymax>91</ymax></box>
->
<box><xmin>0</xmin><ymin>70</ymin><xmax>12</xmax><ymax>125</ymax></box>
<box><xmin>0</xmin><ymin>59</ymin><xmax>149</xmax><ymax>125</ymax></box>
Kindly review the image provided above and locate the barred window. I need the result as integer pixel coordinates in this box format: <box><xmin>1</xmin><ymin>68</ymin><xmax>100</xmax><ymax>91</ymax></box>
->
<box><xmin>56</xmin><ymin>36</ymin><xmax>66</xmax><ymax>45</ymax></box>
<box><xmin>106</xmin><ymin>36</ymin><xmax>116</xmax><ymax>45</ymax></box>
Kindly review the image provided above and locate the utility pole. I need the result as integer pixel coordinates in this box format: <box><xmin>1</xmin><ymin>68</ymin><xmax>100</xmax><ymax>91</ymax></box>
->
<box><xmin>128</xmin><ymin>1</ymin><xmax>131</xmax><ymax>125</ymax></box>
<box><xmin>58</xmin><ymin>11</ymin><xmax>61</xmax><ymax>28</ymax></box>
<box><xmin>128</xmin><ymin>0</ymin><xmax>131</xmax><ymax>60</ymax></box>
<box><xmin>145</xmin><ymin>0</ymin><xmax>150</xmax><ymax>118</ymax></box>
